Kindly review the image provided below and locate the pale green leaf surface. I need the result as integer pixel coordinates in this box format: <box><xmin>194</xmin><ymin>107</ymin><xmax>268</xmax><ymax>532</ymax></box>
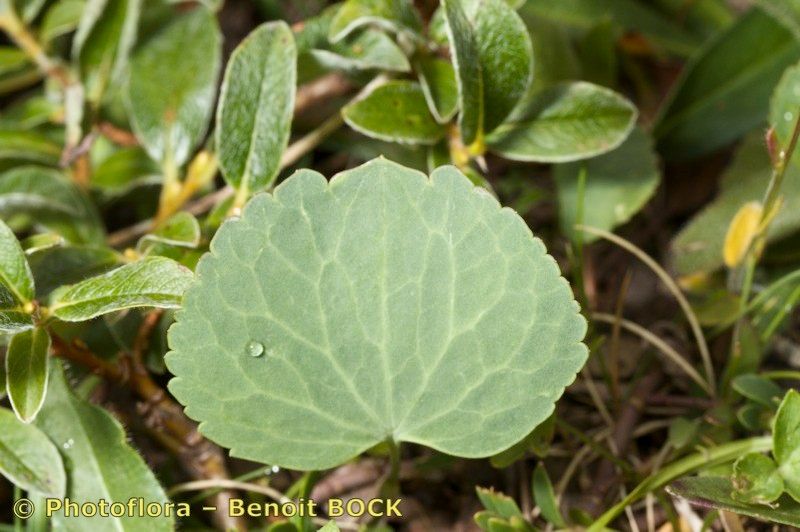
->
<box><xmin>442</xmin><ymin>0</ymin><xmax>482</xmax><ymax>145</ymax></box>
<box><xmin>167</xmin><ymin>158</ymin><xmax>587</xmax><ymax>470</ymax></box>
<box><xmin>217</xmin><ymin>21</ymin><xmax>296</xmax><ymax>193</ymax></box>
<box><xmin>784</xmin><ymin>457</ymin><xmax>800</xmax><ymax>502</ymax></box>
<box><xmin>732</xmin><ymin>453</ymin><xmax>784</xmax><ymax>504</ymax></box>
<box><xmin>328</xmin><ymin>0</ymin><xmax>422</xmax><ymax>42</ymax></box>
<box><xmin>440</xmin><ymin>0</ymin><xmax>533</xmax><ymax>135</ymax></box>
<box><xmin>0</xmin><ymin>166</ymin><xmax>104</xmax><ymax>244</ymax></box>
<box><xmin>0</xmin><ymin>218</ymin><xmax>34</xmax><ymax>304</ymax></box>
<box><xmin>487</xmin><ymin>81</ymin><xmax>637</xmax><ymax>163</ymax></box>
<box><xmin>654</xmin><ymin>8</ymin><xmax>800</xmax><ymax>161</ymax></box>
<box><xmin>554</xmin><ymin>127</ymin><xmax>659</xmax><ymax>242</ymax></box>
<box><xmin>127</xmin><ymin>7</ymin><xmax>221</xmax><ymax>166</ymax></box>
<box><xmin>5</xmin><ymin>327</ymin><xmax>49</xmax><ymax>423</ymax></box>
<box><xmin>295</xmin><ymin>6</ymin><xmax>410</xmax><ymax>75</ymax></box>
<box><xmin>0</xmin><ymin>406</ymin><xmax>65</xmax><ymax>496</ymax></box>
<box><xmin>343</xmin><ymin>81</ymin><xmax>445</xmax><ymax>144</ymax></box>
<box><xmin>416</xmin><ymin>56</ymin><xmax>458</xmax><ymax>123</ymax></box>
<box><xmin>671</xmin><ymin>134</ymin><xmax>800</xmax><ymax>275</ymax></box>
<box><xmin>35</xmin><ymin>362</ymin><xmax>172</xmax><ymax>531</ymax></box>
<box><xmin>49</xmin><ymin>256</ymin><xmax>193</xmax><ymax>321</ymax></box>
<box><xmin>668</xmin><ymin>476</ymin><xmax>800</xmax><ymax>526</ymax></box>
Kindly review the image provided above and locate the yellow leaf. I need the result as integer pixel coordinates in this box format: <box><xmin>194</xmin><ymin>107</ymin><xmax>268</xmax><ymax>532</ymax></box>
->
<box><xmin>723</xmin><ymin>201</ymin><xmax>762</xmax><ymax>268</ymax></box>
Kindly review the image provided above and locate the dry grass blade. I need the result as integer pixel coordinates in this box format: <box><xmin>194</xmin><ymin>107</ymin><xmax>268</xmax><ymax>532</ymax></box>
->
<box><xmin>578</xmin><ymin>225</ymin><xmax>716</xmax><ymax>396</ymax></box>
<box><xmin>593</xmin><ymin>312</ymin><xmax>713</xmax><ymax>396</ymax></box>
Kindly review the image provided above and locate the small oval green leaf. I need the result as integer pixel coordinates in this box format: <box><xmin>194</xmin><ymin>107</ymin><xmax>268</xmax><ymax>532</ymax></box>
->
<box><xmin>6</xmin><ymin>327</ymin><xmax>50</xmax><ymax>423</ymax></box>
<box><xmin>0</xmin><ymin>406</ymin><xmax>65</xmax><ymax>496</ymax></box>
<box><xmin>49</xmin><ymin>256</ymin><xmax>193</xmax><ymax>321</ymax></box>
<box><xmin>138</xmin><ymin>212</ymin><xmax>201</xmax><ymax>253</ymax></box>
<box><xmin>217</xmin><ymin>21</ymin><xmax>296</xmax><ymax>194</ymax></box>
<box><xmin>0</xmin><ymin>218</ymin><xmax>34</xmax><ymax>304</ymax></box>
<box><xmin>472</xmin><ymin>0</ymin><xmax>533</xmax><ymax>133</ymax></box>
<box><xmin>732</xmin><ymin>452</ymin><xmax>784</xmax><ymax>504</ymax></box>
<box><xmin>343</xmin><ymin>81</ymin><xmax>446</xmax><ymax>144</ymax></box>
<box><xmin>127</xmin><ymin>7</ymin><xmax>221</xmax><ymax>166</ymax></box>
<box><xmin>487</xmin><ymin>81</ymin><xmax>637</xmax><ymax>163</ymax></box>
<box><xmin>732</xmin><ymin>374</ymin><xmax>783</xmax><ymax>408</ymax></box>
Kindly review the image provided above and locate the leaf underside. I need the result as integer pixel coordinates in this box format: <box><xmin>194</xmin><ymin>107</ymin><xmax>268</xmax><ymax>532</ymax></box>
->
<box><xmin>167</xmin><ymin>158</ymin><xmax>587</xmax><ymax>470</ymax></box>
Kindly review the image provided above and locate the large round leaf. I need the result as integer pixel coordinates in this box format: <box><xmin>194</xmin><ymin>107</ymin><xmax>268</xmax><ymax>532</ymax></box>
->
<box><xmin>167</xmin><ymin>159</ymin><xmax>587</xmax><ymax>470</ymax></box>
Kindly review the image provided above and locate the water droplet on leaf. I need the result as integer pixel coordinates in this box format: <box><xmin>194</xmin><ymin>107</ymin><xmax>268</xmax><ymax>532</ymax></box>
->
<box><xmin>785</xmin><ymin>111</ymin><xmax>794</xmax><ymax>122</ymax></box>
<box><xmin>246</xmin><ymin>341</ymin><xmax>265</xmax><ymax>357</ymax></box>
<box><xmin>63</xmin><ymin>438</ymin><xmax>74</xmax><ymax>450</ymax></box>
